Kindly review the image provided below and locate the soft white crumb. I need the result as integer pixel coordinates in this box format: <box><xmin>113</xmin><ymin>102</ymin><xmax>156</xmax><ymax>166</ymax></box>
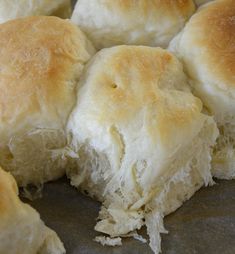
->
<box><xmin>133</xmin><ymin>233</ymin><xmax>147</xmax><ymax>243</ymax></box>
<box><xmin>122</xmin><ymin>230</ymin><xmax>147</xmax><ymax>244</ymax></box>
<box><xmin>94</xmin><ymin>236</ymin><xmax>122</xmax><ymax>246</ymax></box>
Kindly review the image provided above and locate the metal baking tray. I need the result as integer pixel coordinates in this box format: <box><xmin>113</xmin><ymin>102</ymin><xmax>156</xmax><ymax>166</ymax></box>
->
<box><xmin>22</xmin><ymin>178</ymin><xmax>235</xmax><ymax>254</ymax></box>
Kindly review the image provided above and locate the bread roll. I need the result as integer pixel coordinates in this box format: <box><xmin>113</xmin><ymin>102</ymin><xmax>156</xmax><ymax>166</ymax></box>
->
<box><xmin>71</xmin><ymin>0</ymin><xmax>196</xmax><ymax>49</ymax></box>
<box><xmin>0</xmin><ymin>0</ymin><xmax>71</xmax><ymax>24</ymax></box>
<box><xmin>0</xmin><ymin>16</ymin><xmax>96</xmax><ymax>186</ymax></box>
<box><xmin>169</xmin><ymin>0</ymin><xmax>235</xmax><ymax>179</ymax></box>
<box><xmin>0</xmin><ymin>167</ymin><xmax>65</xmax><ymax>254</ymax></box>
<box><xmin>66</xmin><ymin>46</ymin><xmax>218</xmax><ymax>254</ymax></box>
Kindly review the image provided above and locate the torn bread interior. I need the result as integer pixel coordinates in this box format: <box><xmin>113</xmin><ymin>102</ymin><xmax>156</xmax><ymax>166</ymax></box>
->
<box><xmin>66</xmin><ymin>46</ymin><xmax>218</xmax><ymax>254</ymax></box>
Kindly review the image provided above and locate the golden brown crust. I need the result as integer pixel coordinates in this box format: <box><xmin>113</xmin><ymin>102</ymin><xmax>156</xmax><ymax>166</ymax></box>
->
<box><xmin>0</xmin><ymin>16</ymin><xmax>93</xmax><ymax>130</ymax></box>
<box><xmin>0</xmin><ymin>0</ymin><xmax>71</xmax><ymax>23</ymax></box>
<box><xmin>0</xmin><ymin>168</ymin><xmax>18</xmax><ymax>216</ymax></box>
<box><xmin>105</xmin><ymin>0</ymin><xmax>195</xmax><ymax>18</ymax></box>
<box><xmin>73</xmin><ymin>46</ymin><xmax>203</xmax><ymax>145</ymax></box>
<box><xmin>182</xmin><ymin>0</ymin><xmax>235</xmax><ymax>86</ymax></box>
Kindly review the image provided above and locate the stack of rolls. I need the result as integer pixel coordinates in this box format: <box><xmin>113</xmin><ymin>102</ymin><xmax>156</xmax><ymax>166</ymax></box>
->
<box><xmin>0</xmin><ymin>0</ymin><xmax>234</xmax><ymax>254</ymax></box>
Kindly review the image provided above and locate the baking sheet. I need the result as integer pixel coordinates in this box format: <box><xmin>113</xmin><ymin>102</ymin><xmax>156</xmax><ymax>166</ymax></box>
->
<box><xmin>22</xmin><ymin>178</ymin><xmax>235</xmax><ymax>254</ymax></box>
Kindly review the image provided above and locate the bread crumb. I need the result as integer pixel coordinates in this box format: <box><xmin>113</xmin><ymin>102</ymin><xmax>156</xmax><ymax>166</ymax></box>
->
<box><xmin>94</xmin><ymin>236</ymin><xmax>122</xmax><ymax>246</ymax></box>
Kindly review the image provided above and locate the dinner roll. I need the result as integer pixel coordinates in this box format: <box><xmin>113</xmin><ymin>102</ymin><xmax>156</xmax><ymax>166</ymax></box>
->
<box><xmin>169</xmin><ymin>0</ymin><xmax>235</xmax><ymax>179</ymax></box>
<box><xmin>0</xmin><ymin>167</ymin><xmax>65</xmax><ymax>254</ymax></box>
<box><xmin>66</xmin><ymin>46</ymin><xmax>218</xmax><ymax>254</ymax></box>
<box><xmin>71</xmin><ymin>0</ymin><xmax>196</xmax><ymax>49</ymax></box>
<box><xmin>0</xmin><ymin>16</ymin><xmax>95</xmax><ymax>186</ymax></box>
<box><xmin>0</xmin><ymin>0</ymin><xmax>71</xmax><ymax>23</ymax></box>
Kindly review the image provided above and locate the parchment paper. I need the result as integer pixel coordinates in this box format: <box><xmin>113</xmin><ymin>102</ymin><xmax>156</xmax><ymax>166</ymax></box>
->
<box><xmin>22</xmin><ymin>178</ymin><xmax>235</xmax><ymax>254</ymax></box>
